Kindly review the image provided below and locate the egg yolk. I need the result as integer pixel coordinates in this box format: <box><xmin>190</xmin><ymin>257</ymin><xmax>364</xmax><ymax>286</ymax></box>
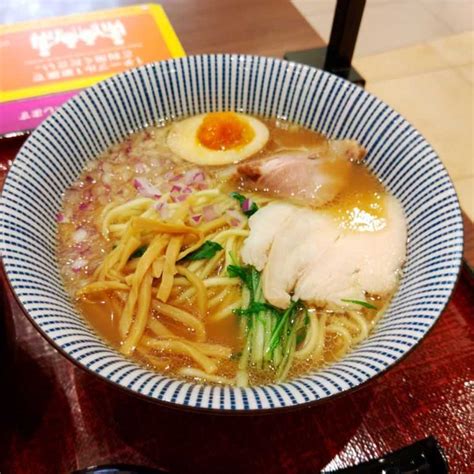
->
<box><xmin>197</xmin><ymin>112</ymin><xmax>255</xmax><ymax>150</ymax></box>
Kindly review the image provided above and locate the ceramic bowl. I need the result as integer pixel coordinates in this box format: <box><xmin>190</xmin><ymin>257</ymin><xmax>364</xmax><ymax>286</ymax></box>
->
<box><xmin>0</xmin><ymin>55</ymin><xmax>463</xmax><ymax>411</ymax></box>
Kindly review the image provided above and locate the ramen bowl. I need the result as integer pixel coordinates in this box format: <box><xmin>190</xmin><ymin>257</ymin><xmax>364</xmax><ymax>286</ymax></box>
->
<box><xmin>0</xmin><ymin>55</ymin><xmax>463</xmax><ymax>411</ymax></box>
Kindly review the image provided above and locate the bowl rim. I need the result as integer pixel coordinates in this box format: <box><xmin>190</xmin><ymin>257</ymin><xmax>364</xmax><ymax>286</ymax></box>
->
<box><xmin>1</xmin><ymin>258</ymin><xmax>462</xmax><ymax>415</ymax></box>
<box><xmin>0</xmin><ymin>53</ymin><xmax>465</xmax><ymax>412</ymax></box>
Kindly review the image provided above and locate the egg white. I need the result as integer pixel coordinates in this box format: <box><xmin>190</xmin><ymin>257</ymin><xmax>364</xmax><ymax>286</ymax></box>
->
<box><xmin>166</xmin><ymin>113</ymin><xmax>269</xmax><ymax>165</ymax></box>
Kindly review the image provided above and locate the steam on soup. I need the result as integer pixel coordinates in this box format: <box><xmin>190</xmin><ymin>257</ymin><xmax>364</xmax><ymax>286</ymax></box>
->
<box><xmin>57</xmin><ymin>112</ymin><xmax>407</xmax><ymax>386</ymax></box>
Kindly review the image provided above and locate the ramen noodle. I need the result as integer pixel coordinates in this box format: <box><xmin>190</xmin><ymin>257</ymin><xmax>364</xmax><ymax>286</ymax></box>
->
<box><xmin>57</xmin><ymin>112</ymin><xmax>407</xmax><ymax>386</ymax></box>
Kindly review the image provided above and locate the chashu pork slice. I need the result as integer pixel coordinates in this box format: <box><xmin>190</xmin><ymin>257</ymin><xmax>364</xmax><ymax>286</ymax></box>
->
<box><xmin>237</xmin><ymin>140</ymin><xmax>366</xmax><ymax>208</ymax></box>
<box><xmin>240</xmin><ymin>196</ymin><xmax>406</xmax><ymax>310</ymax></box>
<box><xmin>294</xmin><ymin>196</ymin><xmax>407</xmax><ymax>308</ymax></box>
<box><xmin>261</xmin><ymin>208</ymin><xmax>340</xmax><ymax>308</ymax></box>
<box><xmin>240</xmin><ymin>202</ymin><xmax>295</xmax><ymax>271</ymax></box>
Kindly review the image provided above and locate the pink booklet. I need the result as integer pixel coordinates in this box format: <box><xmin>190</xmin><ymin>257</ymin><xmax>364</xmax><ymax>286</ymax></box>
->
<box><xmin>0</xmin><ymin>4</ymin><xmax>185</xmax><ymax>137</ymax></box>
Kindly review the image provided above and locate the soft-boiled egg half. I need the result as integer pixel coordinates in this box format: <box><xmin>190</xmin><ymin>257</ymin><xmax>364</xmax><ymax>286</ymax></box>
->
<box><xmin>167</xmin><ymin>112</ymin><xmax>269</xmax><ymax>165</ymax></box>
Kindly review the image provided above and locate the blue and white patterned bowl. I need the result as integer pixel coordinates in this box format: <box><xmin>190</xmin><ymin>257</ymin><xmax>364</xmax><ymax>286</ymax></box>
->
<box><xmin>0</xmin><ymin>55</ymin><xmax>463</xmax><ymax>411</ymax></box>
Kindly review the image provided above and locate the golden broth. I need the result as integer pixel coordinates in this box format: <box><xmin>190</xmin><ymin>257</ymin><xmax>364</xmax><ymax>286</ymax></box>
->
<box><xmin>57</xmin><ymin>117</ymin><xmax>395</xmax><ymax>386</ymax></box>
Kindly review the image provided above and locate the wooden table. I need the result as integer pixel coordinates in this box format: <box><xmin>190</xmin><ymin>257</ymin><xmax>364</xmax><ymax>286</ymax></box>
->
<box><xmin>1</xmin><ymin>2</ymin><xmax>473</xmax><ymax>473</ymax></box>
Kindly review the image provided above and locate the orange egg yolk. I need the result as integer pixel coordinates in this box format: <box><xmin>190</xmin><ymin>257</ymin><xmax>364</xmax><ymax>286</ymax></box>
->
<box><xmin>197</xmin><ymin>112</ymin><xmax>255</xmax><ymax>150</ymax></box>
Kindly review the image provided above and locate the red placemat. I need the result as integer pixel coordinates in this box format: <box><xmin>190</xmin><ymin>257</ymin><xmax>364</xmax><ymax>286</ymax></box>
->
<box><xmin>0</xmin><ymin>272</ymin><xmax>472</xmax><ymax>473</ymax></box>
<box><xmin>0</xmin><ymin>138</ymin><xmax>473</xmax><ymax>473</ymax></box>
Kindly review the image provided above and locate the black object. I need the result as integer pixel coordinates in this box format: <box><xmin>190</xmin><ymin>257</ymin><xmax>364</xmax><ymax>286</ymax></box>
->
<box><xmin>72</xmin><ymin>465</ymin><xmax>168</xmax><ymax>474</ymax></box>
<box><xmin>285</xmin><ymin>0</ymin><xmax>366</xmax><ymax>86</ymax></box>
<box><xmin>72</xmin><ymin>436</ymin><xmax>448</xmax><ymax>474</ymax></box>
<box><xmin>330</xmin><ymin>436</ymin><xmax>448</xmax><ymax>473</ymax></box>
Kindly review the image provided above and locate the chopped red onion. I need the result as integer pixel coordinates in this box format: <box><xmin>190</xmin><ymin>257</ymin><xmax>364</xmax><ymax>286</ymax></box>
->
<box><xmin>172</xmin><ymin>193</ymin><xmax>189</xmax><ymax>203</ymax></box>
<box><xmin>226</xmin><ymin>209</ymin><xmax>243</xmax><ymax>227</ymax></box>
<box><xmin>56</xmin><ymin>212</ymin><xmax>65</xmax><ymax>223</ymax></box>
<box><xmin>170</xmin><ymin>184</ymin><xmax>182</xmax><ymax>193</ymax></box>
<box><xmin>78</xmin><ymin>202</ymin><xmax>89</xmax><ymax>211</ymax></box>
<box><xmin>71</xmin><ymin>257</ymin><xmax>87</xmax><ymax>273</ymax></box>
<box><xmin>170</xmin><ymin>173</ymin><xmax>183</xmax><ymax>182</ymax></box>
<box><xmin>193</xmin><ymin>171</ymin><xmax>205</xmax><ymax>183</ymax></box>
<box><xmin>194</xmin><ymin>182</ymin><xmax>208</xmax><ymax>190</ymax></box>
<box><xmin>182</xmin><ymin>169</ymin><xmax>199</xmax><ymax>185</ymax></box>
<box><xmin>241</xmin><ymin>198</ymin><xmax>253</xmax><ymax>213</ymax></box>
<box><xmin>133</xmin><ymin>177</ymin><xmax>162</xmax><ymax>199</ymax></box>
<box><xmin>190</xmin><ymin>214</ymin><xmax>202</xmax><ymax>225</ymax></box>
<box><xmin>203</xmin><ymin>205</ymin><xmax>218</xmax><ymax>222</ymax></box>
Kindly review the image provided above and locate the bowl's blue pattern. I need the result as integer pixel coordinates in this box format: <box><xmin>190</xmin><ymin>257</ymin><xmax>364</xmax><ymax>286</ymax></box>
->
<box><xmin>0</xmin><ymin>55</ymin><xmax>463</xmax><ymax>410</ymax></box>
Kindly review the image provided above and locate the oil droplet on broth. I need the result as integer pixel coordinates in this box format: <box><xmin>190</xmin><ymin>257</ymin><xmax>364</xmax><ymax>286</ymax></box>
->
<box><xmin>76</xmin><ymin>294</ymin><xmax>122</xmax><ymax>344</ymax></box>
<box><xmin>325</xmin><ymin>164</ymin><xmax>387</xmax><ymax>232</ymax></box>
<box><xmin>59</xmin><ymin>116</ymin><xmax>398</xmax><ymax>386</ymax></box>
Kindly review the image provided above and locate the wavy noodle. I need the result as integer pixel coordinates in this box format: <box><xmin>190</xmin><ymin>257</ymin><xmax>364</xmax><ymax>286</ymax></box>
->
<box><xmin>326</xmin><ymin>323</ymin><xmax>353</xmax><ymax>359</ymax></box>
<box><xmin>197</xmin><ymin>250</ymin><xmax>224</xmax><ymax>279</ymax></box>
<box><xmin>208</xmin><ymin>287</ymin><xmax>231</xmax><ymax>308</ymax></box>
<box><xmin>102</xmin><ymin>197</ymin><xmax>153</xmax><ymax>237</ymax></box>
<box><xmin>119</xmin><ymin>235</ymin><xmax>167</xmax><ymax>338</ymax></box>
<box><xmin>136</xmin><ymin>348</ymin><xmax>170</xmax><ymax>371</ymax></box>
<box><xmin>313</xmin><ymin>312</ymin><xmax>328</xmax><ymax>360</ymax></box>
<box><xmin>121</xmin><ymin>269</ymin><xmax>153</xmax><ymax>354</ymax></box>
<box><xmin>147</xmin><ymin>315</ymin><xmax>176</xmax><ymax>338</ymax></box>
<box><xmin>152</xmin><ymin>300</ymin><xmax>206</xmax><ymax>342</ymax></box>
<box><xmin>294</xmin><ymin>311</ymin><xmax>319</xmax><ymax>359</ymax></box>
<box><xmin>208</xmin><ymin>300</ymin><xmax>241</xmax><ymax>322</ymax></box>
<box><xmin>117</xmin><ymin>236</ymin><xmax>141</xmax><ymax>270</ymax></box>
<box><xmin>77</xmin><ymin>280</ymin><xmax>130</xmax><ymax>296</ymax></box>
<box><xmin>346</xmin><ymin>311</ymin><xmax>369</xmax><ymax>344</ymax></box>
<box><xmin>176</xmin><ymin>265</ymin><xmax>207</xmax><ymax>317</ymax></box>
<box><xmin>69</xmin><ymin>141</ymin><xmax>389</xmax><ymax>386</ymax></box>
<box><xmin>204</xmin><ymin>277</ymin><xmax>240</xmax><ymax>287</ymax></box>
<box><xmin>157</xmin><ymin>236</ymin><xmax>183</xmax><ymax>302</ymax></box>
<box><xmin>141</xmin><ymin>337</ymin><xmax>217</xmax><ymax>373</ymax></box>
<box><xmin>179</xmin><ymin>367</ymin><xmax>234</xmax><ymax>385</ymax></box>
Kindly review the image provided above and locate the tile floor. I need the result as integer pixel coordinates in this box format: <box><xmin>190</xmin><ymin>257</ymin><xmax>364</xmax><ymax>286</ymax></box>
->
<box><xmin>292</xmin><ymin>0</ymin><xmax>474</xmax><ymax>56</ymax></box>
<box><xmin>293</xmin><ymin>0</ymin><xmax>474</xmax><ymax>220</ymax></box>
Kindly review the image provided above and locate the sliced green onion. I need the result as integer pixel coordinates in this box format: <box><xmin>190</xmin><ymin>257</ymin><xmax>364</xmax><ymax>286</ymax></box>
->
<box><xmin>341</xmin><ymin>298</ymin><xmax>378</xmax><ymax>310</ymax></box>
<box><xmin>129</xmin><ymin>245</ymin><xmax>147</xmax><ymax>259</ymax></box>
<box><xmin>182</xmin><ymin>240</ymin><xmax>223</xmax><ymax>261</ymax></box>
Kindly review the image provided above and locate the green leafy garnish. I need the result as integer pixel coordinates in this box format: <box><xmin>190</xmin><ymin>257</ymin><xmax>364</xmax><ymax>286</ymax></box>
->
<box><xmin>182</xmin><ymin>241</ymin><xmax>223</xmax><ymax>261</ymax></box>
<box><xmin>234</xmin><ymin>302</ymin><xmax>275</xmax><ymax>316</ymax></box>
<box><xmin>228</xmin><ymin>263</ymin><xmax>307</xmax><ymax>383</ymax></box>
<box><xmin>341</xmin><ymin>298</ymin><xmax>378</xmax><ymax>310</ymax></box>
<box><xmin>295</xmin><ymin>308</ymin><xmax>310</xmax><ymax>346</ymax></box>
<box><xmin>268</xmin><ymin>300</ymin><xmax>300</xmax><ymax>353</ymax></box>
<box><xmin>130</xmin><ymin>245</ymin><xmax>147</xmax><ymax>259</ymax></box>
<box><xmin>227</xmin><ymin>264</ymin><xmax>254</xmax><ymax>289</ymax></box>
<box><xmin>230</xmin><ymin>192</ymin><xmax>259</xmax><ymax>217</ymax></box>
<box><xmin>228</xmin><ymin>250</ymin><xmax>238</xmax><ymax>265</ymax></box>
<box><xmin>296</xmin><ymin>330</ymin><xmax>307</xmax><ymax>347</ymax></box>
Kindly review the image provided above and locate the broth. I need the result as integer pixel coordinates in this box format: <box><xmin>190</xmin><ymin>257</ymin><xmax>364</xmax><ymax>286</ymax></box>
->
<box><xmin>57</xmin><ymin>115</ymin><xmax>402</xmax><ymax>386</ymax></box>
